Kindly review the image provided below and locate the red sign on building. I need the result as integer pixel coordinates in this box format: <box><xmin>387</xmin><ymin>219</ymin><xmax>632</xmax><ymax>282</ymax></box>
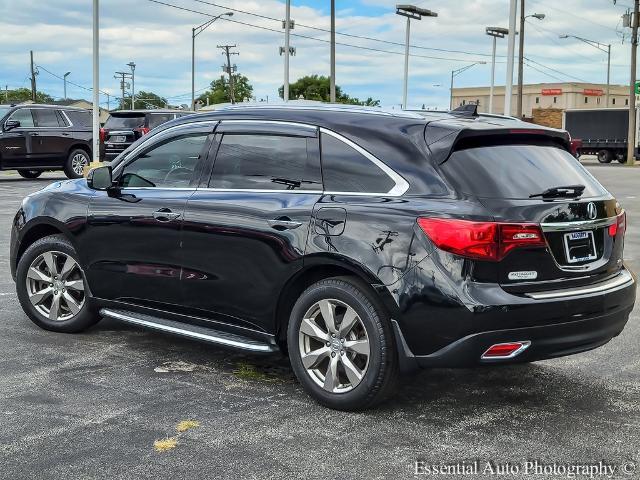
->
<box><xmin>541</xmin><ymin>88</ymin><xmax>562</xmax><ymax>96</ymax></box>
<box><xmin>583</xmin><ymin>89</ymin><xmax>604</xmax><ymax>96</ymax></box>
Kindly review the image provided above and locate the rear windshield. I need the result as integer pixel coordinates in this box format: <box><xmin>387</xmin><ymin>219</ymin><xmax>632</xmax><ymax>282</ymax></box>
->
<box><xmin>440</xmin><ymin>144</ymin><xmax>609</xmax><ymax>199</ymax></box>
<box><xmin>105</xmin><ymin>114</ymin><xmax>145</xmax><ymax>129</ymax></box>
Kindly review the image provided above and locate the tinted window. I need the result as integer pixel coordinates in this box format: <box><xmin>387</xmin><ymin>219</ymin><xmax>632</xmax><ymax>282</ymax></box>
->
<box><xmin>105</xmin><ymin>114</ymin><xmax>145</xmax><ymax>129</ymax></box>
<box><xmin>210</xmin><ymin>134</ymin><xmax>321</xmax><ymax>191</ymax></box>
<box><xmin>440</xmin><ymin>145</ymin><xmax>609</xmax><ymax>199</ymax></box>
<box><xmin>33</xmin><ymin>109</ymin><xmax>61</xmax><ymax>127</ymax></box>
<box><xmin>148</xmin><ymin>114</ymin><xmax>174</xmax><ymax>129</ymax></box>
<box><xmin>9</xmin><ymin>109</ymin><xmax>34</xmax><ymax>128</ymax></box>
<box><xmin>320</xmin><ymin>133</ymin><xmax>395</xmax><ymax>193</ymax></box>
<box><xmin>0</xmin><ymin>107</ymin><xmax>11</xmax><ymax>119</ymax></box>
<box><xmin>65</xmin><ymin>110</ymin><xmax>92</xmax><ymax>127</ymax></box>
<box><xmin>55</xmin><ymin>110</ymin><xmax>69</xmax><ymax>127</ymax></box>
<box><xmin>120</xmin><ymin>133</ymin><xmax>208</xmax><ymax>188</ymax></box>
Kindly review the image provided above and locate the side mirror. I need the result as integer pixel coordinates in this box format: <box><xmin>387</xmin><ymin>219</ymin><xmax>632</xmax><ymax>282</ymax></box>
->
<box><xmin>4</xmin><ymin>120</ymin><xmax>20</xmax><ymax>131</ymax></box>
<box><xmin>87</xmin><ymin>165</ymin><xmax>114</xmax><ymax>190</ymax></box>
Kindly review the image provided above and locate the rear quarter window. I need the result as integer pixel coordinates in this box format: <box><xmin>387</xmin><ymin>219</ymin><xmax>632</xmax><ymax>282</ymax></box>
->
<box><xmin>105</xmin><ymin>115</ymin><xmax>145</xmax><ymax>129</ymax></box>
<box><xmin>439</xmin><ymin>144</ymin><xmax>608</xmax><ymax>199</ymax></box>
<box><xmin>65</xmin><ymin>110</ymin><xmax>92</xmax><ymax>127</ymax></box>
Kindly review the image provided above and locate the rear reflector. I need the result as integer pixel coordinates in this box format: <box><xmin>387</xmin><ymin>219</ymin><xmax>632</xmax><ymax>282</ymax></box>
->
<box><xmin>481</xmin><ymin>341</ymin><xmax>531</xmax><ymax>359</ymax></box>
<box><xmin>417</xmin><ymin>218</ymin><xmax>547</xmax><ymax>261</ymax></box>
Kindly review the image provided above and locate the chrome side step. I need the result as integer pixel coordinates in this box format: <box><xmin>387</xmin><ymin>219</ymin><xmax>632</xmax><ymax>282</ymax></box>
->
<box><xmin>100</xmin><ymin>308</ymin><xmax>279</xmax><ymax>353</ymax></box>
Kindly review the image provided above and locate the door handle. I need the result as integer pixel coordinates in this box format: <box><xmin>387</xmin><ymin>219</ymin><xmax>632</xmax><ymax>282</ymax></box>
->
<box><xmin>31</xmin><ymin>133</ymin><xmax>39</xmax><ymax>136</ymax></box>
<box><xmin>268</xmin><ymin>217</ymin><xmax>303</xmax><ymax>230</ymax></box>
<box><xmin>153</xmin><ymin>208</ymin><xmax>181</xmax><ymax>222</ymax></box>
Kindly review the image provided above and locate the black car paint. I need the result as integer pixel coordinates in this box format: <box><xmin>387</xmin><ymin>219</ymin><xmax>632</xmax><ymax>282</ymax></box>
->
<box><xmin>0</xmin><ymin>105</ymin><xmax>92</xmax><ymax>170</ymax></box>
<box><xmin>10</xmin><ymin>107</ymin><xmax>636</xmax><ymax>368</ymax></box>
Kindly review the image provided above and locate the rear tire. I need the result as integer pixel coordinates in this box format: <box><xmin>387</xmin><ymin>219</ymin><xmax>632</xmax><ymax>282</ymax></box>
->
<box><xmin>18</xmin><ymin>170</ymin><xmax>42</xmax><ymax>179</ymax></box>
<box><xmin>16</xmin><ymin>234</ymin><xmax>100</xmax><ymax>333</ymax></box>
<box><xmin>617</xmin><ymin>155</ymin><xmax>627</xmax><ymax>164</ymax></box>
<box><xmin>597</xmin><ymin>149</ymin><xmax>612</xmax><ymax>163</ymax></box>
<box><xmin>64</xmin><ymin>148</ymin><xmax>90</xmax><ymax>179</ymax></box>
<box><xmin>287</xmin><ymin>276</ymin><xmax>398</xmax><ymax>411</ymax></box>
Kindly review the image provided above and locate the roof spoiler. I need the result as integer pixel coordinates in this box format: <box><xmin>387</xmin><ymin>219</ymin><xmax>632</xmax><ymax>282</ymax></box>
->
<box><xmin>449</xmin><ymin>104</ymin><xmax>478</xmax><ymax>117</ymax></box>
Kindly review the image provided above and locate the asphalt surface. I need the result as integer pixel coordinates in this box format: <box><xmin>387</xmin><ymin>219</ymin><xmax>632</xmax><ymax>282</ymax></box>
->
<box><xmin>0</xmin><ymin>165</ymin><xmax>638</xmax><ymax>480</ymax></box>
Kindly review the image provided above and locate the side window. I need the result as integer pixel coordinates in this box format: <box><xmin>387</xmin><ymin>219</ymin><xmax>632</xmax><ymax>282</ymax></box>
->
<box><xmin>120</xmin><ymin>133</ymin><xmax>208</xmax><ymax>188</ymax></box>
<box><xmin>65</xmin><ymin>110</ymin><xmax>92</xmax><ymax>127</ymax></box>
<box><xmin>210</xmin><ymin>134</ymin><xmax>322</xmax><ymax>191</ymax></box>
<box><xmin>9</xmin><ymin>109</ymin><xmax>35</xmax><ymax>128</ymax></box>
<box><xmin>56</xmin><ymin>110</ymin><xmax>70</xmax><ymax>127</ymax></box>
<box><xmin>33</xmin><ymin>109</ymin><xmax>61</xmax><ymax>127</ymax></box>
<box><xmin>148</xmin><ymin>114</ymin><xmax>174</xmax><ymax>129</ymax></box>
<box><xmin>320</xmin><ymin>133</ymin><xmax>395</xmax><ymax>194</ymax></box>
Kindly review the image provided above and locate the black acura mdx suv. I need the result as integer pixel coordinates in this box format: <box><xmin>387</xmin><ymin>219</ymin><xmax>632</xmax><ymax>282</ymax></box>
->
<box><xmin>10</xmin><ymin>105</ymin><xmax>636</xmax><ymax>410</ymax></box>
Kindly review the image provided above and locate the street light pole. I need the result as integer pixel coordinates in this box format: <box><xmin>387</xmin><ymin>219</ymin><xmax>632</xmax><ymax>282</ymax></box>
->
<box><xmin>559</xmin><ymin>35</ymin><xmax>611</xmax><ymax>107</ymax></box>
<box><xmin>517</xmin><ymin>4</ymin><xmax>545</xmax><ymax>118</ymax></box>
<box><xmin>191</xmin><ymin>12</ymin><xmax>233</xmax><ymax>110</ymax></box>
<box><xmin>505</xmin><ymin>0</ymin><xmax>517</xmax><ymax>116</ymax></box>
<box><xmin>396</xmin><ymin>4</ymin><xmax>438</xmax><ymax>110</ymax></box>
<box><xmin>284</xmin><ymin>0</ymin><xmax>291</xmax><ymax>101</ymax></box>
<box><xmin>450</xmin><ymin>62</ymin><xmax>486</xmax><ymax>110</ymax></box>
<box><xmin>330</xmin><ymin>0</ymin><xmax>336</xmax><ymax>103</ymax></box>
<box><xmin>486</xmin><ymin>27</ymin><xmax>509</xmax><ymax>114</ymax></box>
<box><xmin>63</xmin><ymin>71</ymin><xmax>71</xmax><ymax>100</ymax></box>
<box><xmin>91</xmin><ymin>0</ymin><xmax>100</xmax><ymax>167</ymax></box>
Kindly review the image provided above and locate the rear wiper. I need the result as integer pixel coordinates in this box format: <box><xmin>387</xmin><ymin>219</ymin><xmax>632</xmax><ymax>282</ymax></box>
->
<box><xmin>529</xmin><ymin>184</ymin><xmax>585</xmax><ymax>199</ymax></box>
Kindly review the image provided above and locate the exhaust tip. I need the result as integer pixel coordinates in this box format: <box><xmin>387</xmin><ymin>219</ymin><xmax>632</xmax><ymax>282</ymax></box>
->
<box><xmin>481</xmin><ymin>341</ymin><xmax>531</xmax><ymax>360</ymax></box>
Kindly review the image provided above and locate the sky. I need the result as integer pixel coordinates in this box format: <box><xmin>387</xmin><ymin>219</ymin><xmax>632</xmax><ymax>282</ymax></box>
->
<box><xmin>0</xmin><ymin>0</ymin><xmax>634</xmax><ymax>109</ymax></box>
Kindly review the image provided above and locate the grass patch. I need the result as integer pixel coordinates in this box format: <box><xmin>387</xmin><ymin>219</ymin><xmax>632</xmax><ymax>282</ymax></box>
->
<box><xmin>176</xmin><ymin>420</ymin><xmax>200</xmax><ymax>433</ymax></box>
<box><xmin>154</xmin><ymin>437</ymin><xmax>178</xmax><ymax>452</ymax></box>
<box><xmin>233</xmin><ymin>362</ymin><xmax>274</xmax><ymax>382</ymax></box>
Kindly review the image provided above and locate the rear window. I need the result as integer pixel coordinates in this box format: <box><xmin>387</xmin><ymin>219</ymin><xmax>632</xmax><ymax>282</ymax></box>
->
<box><xmin>440</xmin><ymin>144</ymin><xmax>608</xmax><ymax>199</ymax></box>
<box><xmin>148</xmin><ymin>113</ymin><xmax>175</xmax><ymax>129</ymax></box>
<box><xmin>105</xmin><ymin>114</ymin><xmax>145</xmax><ymax>129</ymax></box>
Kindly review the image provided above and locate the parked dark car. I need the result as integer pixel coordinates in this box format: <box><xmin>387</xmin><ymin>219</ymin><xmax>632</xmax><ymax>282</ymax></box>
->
<box><xmin>100</xmin><ymin>109</ymin><xmax>194</xmax><ymax>161</ymax></box>
<box><xmin>10</xmin><ymin>105</ymin><xmax>636</xmax><ymax>410</ymax></box>
<box><xmin>0</xmin><ymin>104</ymin><xmax>92</xmax><ymax>178</ymax></box>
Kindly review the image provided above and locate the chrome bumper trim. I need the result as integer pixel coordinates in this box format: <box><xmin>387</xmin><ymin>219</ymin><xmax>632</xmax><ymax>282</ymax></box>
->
<box><xmin>540</xmin><ymin>217</ymin><xmax>616</xmax><ymax>232</ymax></box>
<box><xmin>526</xmin><ymin>270</ymin><xmax>634</xmax><ymax>300</ymax></box>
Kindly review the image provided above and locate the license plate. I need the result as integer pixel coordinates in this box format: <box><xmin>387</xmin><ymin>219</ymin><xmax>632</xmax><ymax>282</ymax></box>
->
<box><xmin>111</xmin><ymin>135</ymin><xmax>126</xmax><ymax>143</ymax></box>
<box><xmin>563</xmin><ymin>230</ymin><xmax>597</xmax><ymax>263</ymax></box>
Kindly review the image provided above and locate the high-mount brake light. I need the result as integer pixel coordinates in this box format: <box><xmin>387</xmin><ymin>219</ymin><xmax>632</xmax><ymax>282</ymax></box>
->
<box><xmin>416</xmin><ymin>218</ymin><xmax>547</xmax><ymax>262</ymax></box>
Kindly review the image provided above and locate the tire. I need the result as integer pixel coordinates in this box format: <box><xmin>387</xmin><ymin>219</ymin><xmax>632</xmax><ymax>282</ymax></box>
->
<box><xmin>64</xmin><ymin>148</ymin><xmax>90</xmax><ymax>179</ymax></box>
<box><xmin>18</xmin><ymin>170</ymin><xmax>42</xmax><ymax>179</ymax></box>
<box><xmin>287</xmin><ymin>276</ymin><xmax>398</xmax><ymax>411</ymax></box>
<box><xmin>597</xmin><ymin>149</ymin><xmax>612</xmax><ymax>163</ymax></box>
<box><xmin>617</xmin><ymin>155</ymin><xmax>627</xmax><ymax>164</ymax></box>
<box><xmin>16</xmin><ymin>234</ymin><xmax>100</xmax><ymax>333</ymax></box>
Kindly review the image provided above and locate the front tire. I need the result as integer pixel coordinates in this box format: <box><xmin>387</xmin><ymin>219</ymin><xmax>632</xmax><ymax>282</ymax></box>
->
<box><xmin>287</xmin><ymin>276</ymin><xmax>398</xmax><ymax>411</ymax></box>
<box><xmin>64</xmin><ymin>148</ymin><xmax>90</xmax><ymax>179</ymax></box>
<box><xmin>16</xmin><ymin>234</ymin><xmax>99</xmax><ymax>333</ymax></box>
<box><xmin>18</xmin><ymin>170</ymin><xmax>42</xmax><ymax>179</ymax></box>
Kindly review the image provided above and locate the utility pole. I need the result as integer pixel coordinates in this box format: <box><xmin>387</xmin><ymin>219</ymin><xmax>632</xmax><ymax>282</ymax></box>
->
<box><xmin>505</xmin><ymin>0</ymin><xmax>517</xmax><ymax>116</ymax></box>
<box><xmin>217</xmin><ymin>45</ymin><xmax>238</xmax><ymax>103</ymax></box>
<box><xmin>63</xmin><ymin>72</ymin><xmax>71</xmax><ymax>100</ymax></box>
<box><xmin>90</xmin><ymin>0</ymin><xmax>100</xmax><ymax>167</ymax></box>
<box><xmin>30</xmin><ymin>50</ymin><xmax>37</xmax><ymax>102</ymax></box>
<box><xmin>517</xmin><ymin>0</ymin><xmax>525</xmax><ymax>118</ymax></box>
<box><xmin>330</xmin><ymin>0</ymin><xmax>336</xmax><ymax>102</ymax></box>
<box><xmin>127</xmin><ymin>62</ymin><xmax>136</xmax><ymax>109</ymax></box>
<box><xmin>114</xmin><ymin>71</ymin><xmax>131</xmax><ymax>109</ymax></box>
<box><xmin>282</xmin><ymin>0</ymin><xmax>293</xmax><ymax>101</ymax></box>
<box><xmin>627</xmin><ymin>0</ymin><xmax>639</xmax><ymax>166</ymax></box>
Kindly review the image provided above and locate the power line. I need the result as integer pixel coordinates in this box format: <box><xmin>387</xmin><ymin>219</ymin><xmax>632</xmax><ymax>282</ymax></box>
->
<box><xmin>524</xmin><ymin>57</ymin><xmax>590</xmax><ymax>83</ymax></box>
<box><xmin>36</xmin><ymin>64</ymin><xmax>112</xmax><ymax>98</ymax></box>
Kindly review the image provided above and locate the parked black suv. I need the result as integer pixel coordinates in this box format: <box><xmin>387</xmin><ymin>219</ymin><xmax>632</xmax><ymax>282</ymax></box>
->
<box><xmin>0</xmin><ymin>104</ymin><xmax>92</xmax><ymax>178</ymax></box>
<box><xmin>10</xmin><ymin>105</ymin><xmax>636</xmax><ymax>410</ymax></box>
<box><xmin>100</xmin><ymin>109</ymin><xmax>194</xmax><ymax>161</ymax></box>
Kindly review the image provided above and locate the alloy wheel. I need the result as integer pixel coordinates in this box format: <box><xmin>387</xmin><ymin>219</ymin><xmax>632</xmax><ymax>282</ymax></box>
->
<box><xmin>72</xmin><ymin>153</ymin><xmax>88</xmax><ymax>176</ymax></box>
<box><xmin>25</xmin><ymin>250</ymin><xmax>86</xmax><ymax>321</ymax></box>
<box><xmin>298</xmin><ymin>299</ymin><xmax>370</xmax><ymax>393</ymax></box>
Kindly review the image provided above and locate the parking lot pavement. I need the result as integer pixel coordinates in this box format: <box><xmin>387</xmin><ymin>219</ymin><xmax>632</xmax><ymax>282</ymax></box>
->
<box><xmin>0</xmin><ymin>169</ymin><xmax>638</xmax><ymax>480</ymax></box>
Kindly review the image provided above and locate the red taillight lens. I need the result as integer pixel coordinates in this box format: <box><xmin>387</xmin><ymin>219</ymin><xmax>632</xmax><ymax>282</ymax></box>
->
<box><xmin>99</xmin><ymin>127</ymin><xmax>105</xmax><ymax>143</ymax></box>
<box><xmin>609</xmin><ymin>211</ymin><xmax>626</xmax><ymax>237</ymax></box>
<box><xmin>138</xmin><ymin>127</ymin><xmax>151</xmax><ymax>135</ymax></box>
<box><xmin>417</xmin><ymin>218</ymin><xmax>546</xmax><ymax>262</ymax></box>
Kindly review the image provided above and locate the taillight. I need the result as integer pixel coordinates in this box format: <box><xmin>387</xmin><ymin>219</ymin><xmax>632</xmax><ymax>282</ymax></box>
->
<box><xmin>99</xmin><ymin>127</ymin><xmax>105</xmax><ymax>143</ymax></box>
<box><xmin>416</xmin><ymin>218</ymin><xmax>547</xmax><ymax>262</ymax></box>
<box><xmin>137</xmin><ymin>127</ymin><xmax>151</xmax><ymax>136</ymax></box>
<box><xmin>609</xmin><ymin>211</ymin><xmax>626</xmax><ymax>237</ymax></box>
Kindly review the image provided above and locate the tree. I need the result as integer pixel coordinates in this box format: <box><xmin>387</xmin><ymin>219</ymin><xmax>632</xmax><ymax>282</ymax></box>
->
<box><xmin>197</xmin><ymin>75</ymin><xmax>254</xmax><ymax>105</ymax></box>
<box><xmin>278</xmin><ymin>75</ymin><xmax>380</xmax><ymax>106</ymax></box>
<box><xmin>3</xmin><ymin>87</ymin><xmax>54</xmax><ymax>104</ymax></box>
<box><xmin>117</xmin><ymin>91</ymin><xmax>168</xmax><ymax>110</ymax></box>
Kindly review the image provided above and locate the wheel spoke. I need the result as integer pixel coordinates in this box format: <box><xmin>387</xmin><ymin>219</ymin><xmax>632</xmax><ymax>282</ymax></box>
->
<box><xmin>338</xmin><ymin>306</ymin><xmax>359</xmax><ymax>337</ymax></box>
<box><xmin>27</xmin><ymin>267</ymin><xmax>51</xmax><ymax>283</ymax></box>
<box><xmin>301</xmin><ymin>346</ymin><xmax>330</xmax><ymax>369</ymax></box>
<box><xmin>318</xmin><ymin>299</ymin><xmax>337</xmax><ymax>334</ymax></box>
<box><xmin>62</xmin><ymin>291</ymin><xmax>82</xmax><ymax>315</ymax></box>
<box><xmin>49</xmin><ymin>294</ymin><xmax>61</xmax><ymax>320</ymax></box>
<box><xmin>42</xmin><ymin>252</ymin><xmax>57</xmax><ymax>276</ymax></box>
<box><xmin>300</xmin><ymin>317</ymin><xmax>329</xmax><ymax>342</ymax></box>
<box><xmin>30</xmin><ymin>286</ymin><xmax>53</xmax><ymax>305</ymax></box>
<box><xmin>60</xmin><ymin>256</ymin><xmax>77</xmax><ymax>280</ymax></box>
<box><xmin>323</xmin><ymin>356</ymin><xmax>340</xmax><ymax>392</ymax></box>
<box><xmin>344</xmin><ymin>339</ymin><xmax>370</xmax><ymax>356</ymax></box>
<box><xmin>340</xmin><ymin>355</ymin><xmax>364</xmax><ymax>386</ymax></box>
<box><xmin>64</xmin><ymin>279</ymin><xmax>85</xmax><ymax>292</ymax></box>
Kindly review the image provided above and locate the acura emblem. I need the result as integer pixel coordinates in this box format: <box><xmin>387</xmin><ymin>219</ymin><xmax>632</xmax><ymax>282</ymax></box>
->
<box><xmin>587</xmin><ymin>202</ymin><xmax>597</xmax><ymax>220</ymax></box>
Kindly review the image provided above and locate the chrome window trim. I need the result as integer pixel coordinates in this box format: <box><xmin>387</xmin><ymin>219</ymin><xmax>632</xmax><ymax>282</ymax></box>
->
<box><xmin>525</xmin><ymin>269</ymin><xmax>634</xmax><ymax>300</ymax></box>
<box><xmin>218</xmin><ymin>119</ymin><xmax>318</xmax><ymax>132</ymax></box>
<box><xmin>319</xmin><ymin>127</ymin><xmax>409</xmax><ymax>197</ymax></box>
<box><xmin>540</xmin><ymin>217</ymin><xmax>616</xmax><ymax>232</ymax></box>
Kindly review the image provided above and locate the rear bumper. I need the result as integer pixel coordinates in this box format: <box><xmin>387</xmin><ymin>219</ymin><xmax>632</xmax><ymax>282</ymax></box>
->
<box><xmin>393</xmin><ymin>267</ymin><xmax>636</xmax><ymax>369</ymax></box>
